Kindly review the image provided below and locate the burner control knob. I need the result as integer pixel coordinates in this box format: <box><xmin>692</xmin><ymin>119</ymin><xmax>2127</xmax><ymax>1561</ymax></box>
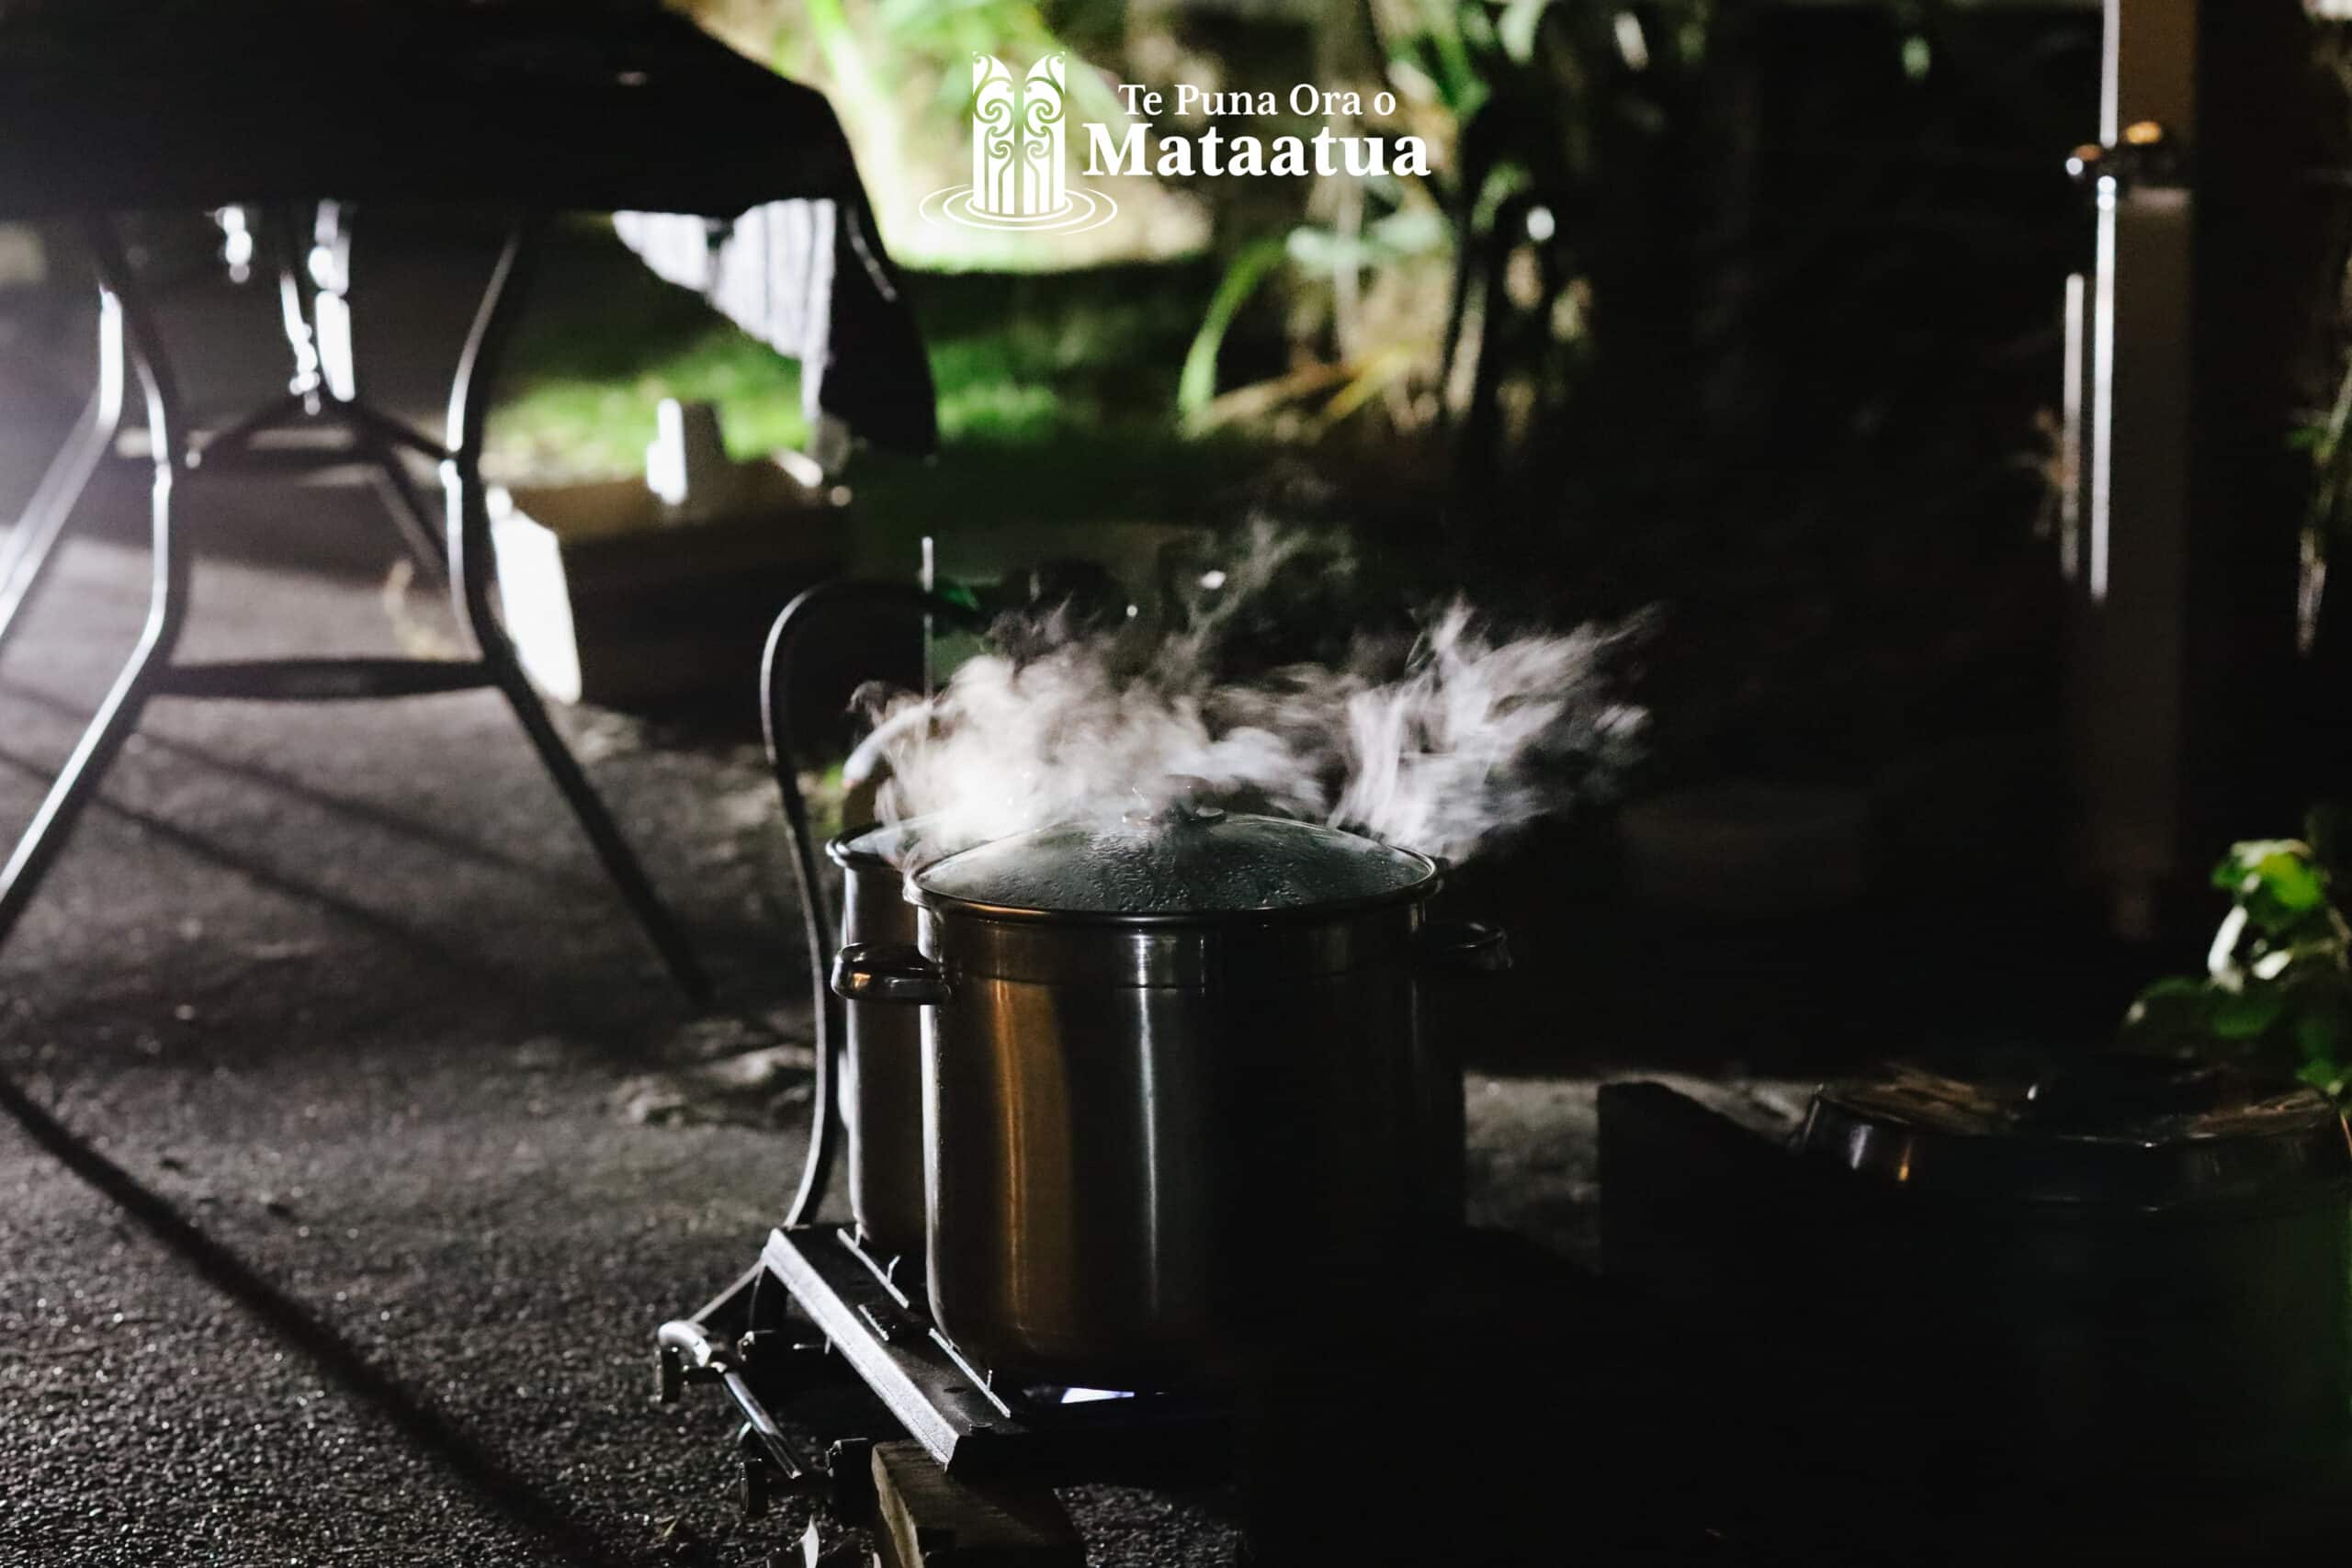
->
<box><xmin>739</xmin><ymin>1450</ymin><xmax>773</xmax><ymax>1519</ymax></box>
<box><xmin>735</xmin><ymin>1421</ymin><xmax>824</xmax><ymax>1517</ymax></box>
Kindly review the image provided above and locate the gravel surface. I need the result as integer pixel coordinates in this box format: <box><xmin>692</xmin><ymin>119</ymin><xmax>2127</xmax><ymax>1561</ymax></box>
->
<box><xmin>0</xmin><ymin>525</ymin><xmax>823</xmax><ymax>1567</ymax></box>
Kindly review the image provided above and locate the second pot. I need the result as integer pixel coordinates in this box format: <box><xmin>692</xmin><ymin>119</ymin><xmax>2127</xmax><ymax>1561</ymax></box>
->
<box><xmin>828</xmin><ymin>823</ymin><xmax>932</xmax><ymax>1271</ymax></box>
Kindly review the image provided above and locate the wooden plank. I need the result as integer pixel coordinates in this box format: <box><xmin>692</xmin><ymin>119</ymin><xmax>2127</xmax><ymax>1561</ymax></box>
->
<box><xmin>869</xmin><ymin>1440</ymin><xmax>1083</xmax><ymax>1568</ymax></box>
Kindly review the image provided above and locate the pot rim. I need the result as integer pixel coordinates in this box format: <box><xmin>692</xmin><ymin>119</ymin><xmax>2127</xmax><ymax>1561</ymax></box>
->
<box><xmin>829</xmin><ymin>821</ymin><xmax>959</xmax><ymax>876</ymax></box>
<box><xmin>825</xmin><ymin>827</ymin><xmax>894</xmax><ymax>873</ymax></box>
<box><xmin>1800</xmin><ymin>1066</ymin><xmax>2352</xmax><ymax>1209</ymax></box>
<box><xmin>906</xmin><ymin>858</ymin><xmax>1443</xmax><ymax>928</ymax></box>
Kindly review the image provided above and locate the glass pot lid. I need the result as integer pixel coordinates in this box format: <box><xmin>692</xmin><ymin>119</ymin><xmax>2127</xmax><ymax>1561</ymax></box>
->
<box><xmin>910</xmin><ymin>802</ymin><xmax>1437</xmax><ymax>919</ymax></box>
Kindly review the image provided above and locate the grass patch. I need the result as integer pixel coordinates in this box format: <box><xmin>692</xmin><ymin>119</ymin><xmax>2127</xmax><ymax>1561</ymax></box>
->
<box><xmin>487</xmin><ymin>223</ymin><xmax>1276</xmax><ymax>525</ymax></box>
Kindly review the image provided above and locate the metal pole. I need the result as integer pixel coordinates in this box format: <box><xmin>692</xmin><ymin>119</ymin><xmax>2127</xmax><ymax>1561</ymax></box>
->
<box><xmin>2067</xmin><ymin>0</ymin><xmax>2317</xmax><ymax>937</ymax></box>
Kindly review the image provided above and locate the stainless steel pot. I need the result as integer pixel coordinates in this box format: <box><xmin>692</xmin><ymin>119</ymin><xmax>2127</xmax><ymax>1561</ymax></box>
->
<box><xmin>826</xmin><ymin>822</ymin><xmax>932</xmax><ymax>1271</ymax></box>
<box><xmin>1795</xmin><ymin>1056</ymin><xmax>2352</xmax><ymax>1483</ymax></box>
<box><xmin>833</xmin><ymin>803</ymin><xmax>1504</xmax><ymax>1389</ymax></box>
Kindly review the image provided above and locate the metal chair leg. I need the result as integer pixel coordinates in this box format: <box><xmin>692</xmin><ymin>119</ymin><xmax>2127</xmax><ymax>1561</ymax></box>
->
<box><xmin>443</xmin><ymin>222</ymin><xmax>710</xmax><ymax>1004</ymax></box>
<box><xmin>0</xmin><ymin>230</ymin><xmax>187</xmax><ymax>951</ymax></box>
<box><xmin>0</xmin><ymin>290</ymin><xmax>128</xmax><ymax>661</ymax></box>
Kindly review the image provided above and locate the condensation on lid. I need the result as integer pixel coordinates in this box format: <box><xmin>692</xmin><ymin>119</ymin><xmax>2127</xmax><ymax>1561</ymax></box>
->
<box><xmin>911</xmin><ymin>810</ymin><xmax>1434</xmax><ymax>916</ymax></box>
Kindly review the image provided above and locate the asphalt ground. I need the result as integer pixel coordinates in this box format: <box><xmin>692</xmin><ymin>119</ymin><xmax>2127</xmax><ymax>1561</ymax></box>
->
<box><xmin>0</xmin><ymin>513</ymin><xmax>1329</xmax><ymax>1564</ymax></box>
<box><xmin>0</xmin><ymin>226</ymin><xmax>1807</xmax><ymax>1567</ymax></box>
<box><xmin>0</xmin><ymin>536</ymin><xmax>1632</xmax><ymax>1568</ymax></box>
<box><xmin>0</xmin><ymin>476</ymin><xmax>1626</xmax><ymax>1568</ymax></box>
<box><xmin>0</xmin><ymin>234</ymin><xmax>1276</xmax><ymax>1564</ymax></box>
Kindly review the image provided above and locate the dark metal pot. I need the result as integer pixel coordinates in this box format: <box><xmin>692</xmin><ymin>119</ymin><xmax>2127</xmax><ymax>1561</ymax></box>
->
<box><xmin>826</xmin><ymin>823</ymin><xmax>933</xmax><ymax>1272</ymax></box>
<box><xmin>833</xmin><ymin>803</ymin><xmax>1503</xmax><ymax>1389</ymax></box>
<box><xmin>1795</xmin><ymin>1056</ymin><xmax>2352</xmax><ymax>1483</ymax></box>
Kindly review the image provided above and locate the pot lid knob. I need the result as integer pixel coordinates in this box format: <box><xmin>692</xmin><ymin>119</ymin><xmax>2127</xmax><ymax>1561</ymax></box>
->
<box><xmin>1123</xmin><ymin>775</ymin><xmax>1225</xmax><ymax>829</ymax></box>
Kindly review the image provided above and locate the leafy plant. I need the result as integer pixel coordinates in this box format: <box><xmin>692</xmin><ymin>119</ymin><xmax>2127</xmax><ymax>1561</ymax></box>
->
<box><xmin>2124</xmin><ymin>816</ymin><xmax>2352</xmax><ymax>1097</ymax></box>
<box><xmin>1176</xmin><ymin>0</ymin><xmax>1715</xmax><ymax>450</ymax></box>
<box><xmin>1169</xmin><ymin>8</ymin><xmax>1484</xmax><ymax>441</ymax></box>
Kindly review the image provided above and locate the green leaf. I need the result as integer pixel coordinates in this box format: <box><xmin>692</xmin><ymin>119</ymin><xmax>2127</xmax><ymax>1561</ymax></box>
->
<box><xmin>2216</xmin><ymin>840</ymin><xmax>2333</xmax><ymax>937</ymax></box>
<box><xmin>2211</xmin><ymin>987</ymin><xmax>2286</xmax><ymax>1041</ymax></box>
<box><xmin>2253</xmin><ymin>850</ymin><xmax>2327</xmax><ymax>912</ymax></box>
<box><xmin>2215</xmin><ymin>840</ymin><xmax>2301</xmax><ymax>893</ymax></box>
<box><xmin>1177</xmin><ymin>237</ymin><xmax>1288</xmax><ymax>425</ymax></box>
<box><xmin>1497</xmin><ymin>0</ymin><xmax>1555</xmax><ymax>64</ymax></box>
<box><xmin>2296</xmin><ymin>1058</ymin><xmax>2346</xmax><ymax>1098</ymax></box>
<box><xmin>2293</xmin><ymin>999</ymin><xmax>2351</xmax><ymax>1067</ymax></box>
<box><xmin>2122</xmin><ymin>976</ymin><xmax>2217</xmax><ymax>1042</ymax></box>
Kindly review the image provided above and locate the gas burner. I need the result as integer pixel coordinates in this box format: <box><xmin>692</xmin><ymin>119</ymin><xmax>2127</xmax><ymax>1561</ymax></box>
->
<box><xmin>656</xmin><ymin>1224</ymin><xmax>1231</xmax><ymax>1529</ymax></box>
<box><xmin>653</xmin><ymin>583</ymin><xmax>1527</xmax><ymax>1566</ymax></box>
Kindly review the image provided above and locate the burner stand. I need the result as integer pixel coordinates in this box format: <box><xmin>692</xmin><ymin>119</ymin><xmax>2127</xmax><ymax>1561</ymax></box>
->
<box><xmin>657</xmin><ymin>1224</ymin><xmax>1230</xmax><ymax>1526</ymax></box>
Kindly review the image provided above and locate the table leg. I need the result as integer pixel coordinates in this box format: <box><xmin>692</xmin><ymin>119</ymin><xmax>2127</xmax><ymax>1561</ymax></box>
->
<box><xmin>307</xmin><ymin>201</ymin><xmax>357</xmax><ymax>406</ymax></box>
<box><xmin>0</xmin><ymin>289</ymin><xmax>127</xmax><ymax>661</ymax></box>
<box><xmin>443</xmin><ymin>221</ymin><xmax>710</xmax><ymax>1004</ymax></box>
<box><xmin>366</xmin><ymin>444</ymin><xmax>449</xmax><ymax>581</ymax></box>
<box><xmin>269</xmin><ymin>205</ymin><xmax>324</xmax><ymax>403</ymax></box>
<box><xmin>0</xmin><ymin>222</ymin><xmax>189</xmax><ymax>950</ymax></box>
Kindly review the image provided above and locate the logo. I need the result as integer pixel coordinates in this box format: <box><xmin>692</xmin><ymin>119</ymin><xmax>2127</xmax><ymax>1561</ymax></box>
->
<box><xmin>921</xmin><ymin>55</ymin><xmax>1119</xmax><ymax>235</ymax></box>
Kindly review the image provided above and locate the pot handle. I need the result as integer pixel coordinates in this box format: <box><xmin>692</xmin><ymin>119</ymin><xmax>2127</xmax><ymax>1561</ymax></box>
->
<box><xmin>1419</xmin><ymin>919</ymin><xmax>1511</xmax><ymax>975</ymax></box>
<box><xmin>831</xmin><ymin>943</ymin><xmax>952</xmax><ymax>1007</ymax></box>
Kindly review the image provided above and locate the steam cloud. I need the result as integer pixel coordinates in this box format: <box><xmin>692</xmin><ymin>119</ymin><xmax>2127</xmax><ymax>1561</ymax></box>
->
<box><xmin>854</xmin><ymin>531</ymin><xmax>1646</xmax><ymax>866</ymax></box>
